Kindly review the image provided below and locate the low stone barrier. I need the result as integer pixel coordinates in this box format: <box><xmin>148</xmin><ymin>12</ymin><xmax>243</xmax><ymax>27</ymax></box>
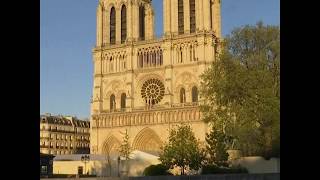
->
<box><xmin>41</xmin><ymin>173</ymin><xmax>279</xmax><ymax>180</ymax></box>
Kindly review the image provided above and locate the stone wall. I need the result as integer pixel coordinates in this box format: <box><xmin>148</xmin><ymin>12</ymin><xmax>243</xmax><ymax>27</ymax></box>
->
<box><xmin>41</xmin><ymin>173</ymin><xmax>280</xmax><ymax>180</ymax></box>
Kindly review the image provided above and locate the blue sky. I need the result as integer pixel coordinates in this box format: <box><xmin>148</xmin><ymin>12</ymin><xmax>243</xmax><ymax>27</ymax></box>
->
<box><xmin>40</xmin><ymin>0</ymin><xmax>280</xmax><ymax>119</ymax></box>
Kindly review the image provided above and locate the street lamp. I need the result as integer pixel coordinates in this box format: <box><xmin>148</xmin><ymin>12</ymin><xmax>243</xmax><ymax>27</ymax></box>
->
<box><xmin>81</xmin><ymin>155</ymin><xmax>90</xmax><ymax>175</ymax></box>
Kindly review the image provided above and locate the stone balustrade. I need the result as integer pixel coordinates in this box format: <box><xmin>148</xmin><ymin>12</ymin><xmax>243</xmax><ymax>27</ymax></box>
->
<box><xmin>91</xmin><ymin>105</ymin><xmax>201</xmax><ymax>128</ymax></box>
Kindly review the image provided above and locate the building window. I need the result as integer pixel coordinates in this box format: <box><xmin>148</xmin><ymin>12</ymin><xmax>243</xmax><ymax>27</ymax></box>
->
<box><xmin>192</xmin><ymin>86</ymin><xmax>198</xmax><ymax>102</ymax></box>
<box><xmin>178</xmin><ymin>47</ymin><xmax>183</xmax><ymax>63</ymax></box>
<box><xmin>121</xmin><ymin>5</ymin><xmax>127</xmax><ymax>43</ymax></box>
<box><xmin>110</xmin><ymin>57</ymin><xmax>114</xmax><ymax>72</ymax></box>
<box><xmin>180</xmin><ymin>88</ymin><xmax>186</xmax><ymax>103</ymax></box>
<box><xmin>41</xmin><ymin>166</ymin><xmax>48</xmax><ymax>174</ymax></box>
<box><xmin>189</xmin><ymin>0</ymin><xmax>196</xmax><ymax>33</ymax></box>
<box><xmin>139</xmin><ymin>6</ymin><xmax>145</xmax><ymax>40</ymax></box>
<box><xmin>110</xmin><ymin>7</ymin><xmax>116</xmax><ymax>44</ymax></box>
<box><xmin>141</xmin><ymin>79</ymin><xmax>165</xmax><ymax>105</ymax></box>
<box><xmin>110</xmin><ymin>94</ymin><xmax>116</xmax><ymax>110</ymax></box>
<box><xmin>121</xmin><ymin>93</ymin><xmax>126</xmax><ymax>110</ymax></box>
<box><xmin>178</xmin><ymin>0</ymin><xmax>184</xmax><ymax>35</ymax></box>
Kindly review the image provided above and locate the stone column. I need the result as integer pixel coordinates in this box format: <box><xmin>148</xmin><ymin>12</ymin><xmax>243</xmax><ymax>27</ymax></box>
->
<box><xmin>171</xmin><ymin>0</ymin><xmax>178</xmax><ymax>35</ymax></box>
<box><xmin>96</xmin><ymin>4</ymin><xmax>102</xmax><ymax>47</ymax></box>
<box><xmin>197</xmin><ymin>0</ymin><xmax>204</xmax><ymax>32</ymax></box>
<box><xmin>116</xmin><ymin>7</ymin><xmax>121</xmax><ymax>44</ymax></box>
<box><xmin>132</xmin><ymin>3</ymin><xmax>139</xmax><ymax>41</ymax></box>
<box><xmin>103</xmin><ymin>8</ymin><xmax>109</xmax><ymax>45</ymax></box>
<box><xmin>213</xmin><ymin>0</ymin><xmax>221</xmax><ymax>38</ymax></box>
<box><xmin>127</xmin><ymin>1</ymin><xmax>133</xmax><ymax>41</ymax></box>
<box><xmin>184</xmin><ymin>0</ymin><xmax>190</xmax><ymax>33</ymax></box>
<box><xmin>163</xmin><ymin>0</ymin><xmax>171</xmax><ymax>36</ymax></box>
<box><xmin>203</xmin><ymin>0</ymin><xmax>211</xmax><ymax>31</ymax></box>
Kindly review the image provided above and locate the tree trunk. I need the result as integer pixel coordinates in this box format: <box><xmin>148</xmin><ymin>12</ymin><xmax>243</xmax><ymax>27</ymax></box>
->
<box><xmin>181</xmin><ymin>166</ymin><xmax>184</xmax><ymax>175</ymax></box>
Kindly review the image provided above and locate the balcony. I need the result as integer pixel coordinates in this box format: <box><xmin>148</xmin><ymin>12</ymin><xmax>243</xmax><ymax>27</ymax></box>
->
<box><xmin>49</xmin><ymin>129</ymin><xmax>74</xmax><ymax>133</ymax></box>
<box><xmin>92</xmin><ymin>102</ymin><xmax>202</xmax><ymax>128</ymax></box>
<box><xmin>40</xmin><ymin>137</ymin><xmax>50</xmax><ymax>140</ymax></box>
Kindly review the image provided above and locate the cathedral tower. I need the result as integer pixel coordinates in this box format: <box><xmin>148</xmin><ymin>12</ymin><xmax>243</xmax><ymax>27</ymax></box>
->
<box><xmin>163</xmin><ymin>0</ymin><xmax>221</xmax><ymax>38</ymax></box>
<box><xmin>96</xmin><ymin>0</ymin><xmax>155</xmax><ymax>46</ymax></box>
<box><xmin>90</xmin><ymin>1</ymin><xmax>222</xmax><ymax>175</ymax></box>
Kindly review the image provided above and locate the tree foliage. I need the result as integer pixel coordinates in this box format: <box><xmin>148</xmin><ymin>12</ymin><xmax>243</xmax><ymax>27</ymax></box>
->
<box><xmin>119</xmin><ymin>129</ymin><xmax>131</xmax><ymax>160</ymax></box>
<box><xmin>159</xmin><ymin>124</ymin><xmax>205</xmax><ymax>175</ymax></box>
<box><xmin>205</xmin><ymin>127</ymin><xmax>229</xmax><ymax>166</ymax></box>
<box><xmin>200</xmin><ymin>22</ymin><xmax>280</xmax><ymax>157</ymax></box>
<box><xmin>143</xmin><ymin>164</ymin><xmax>172</xmax><ymax>176</ymax></box>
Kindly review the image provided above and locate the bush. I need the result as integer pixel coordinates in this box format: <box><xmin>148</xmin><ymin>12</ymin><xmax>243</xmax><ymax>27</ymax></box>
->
<box><xmin>201</xmin><ymin>165</ymin><xmax>248</xmax><ymax>174</ymax></box>
<box><xmin>143</xmin><ymin>164</ymin><xmax>172</xmax><ymax>176</ymax></box>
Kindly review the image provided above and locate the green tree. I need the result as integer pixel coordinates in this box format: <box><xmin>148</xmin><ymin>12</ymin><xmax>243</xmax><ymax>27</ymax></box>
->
<box><xmin>200</xmin><ymin>22</ymin><xmax>280</xmax><ymax>158</ymax></box>
<box><xmin>205</xmin><ymin>127</ymin><xmax>229</xmax><ymax>166</ymax></box>
<box><xmin>159</xmin><ymin>124</ymin><xmax>205</xmax><ymax>175</ymax></box>
<box><xmin>119</xmin><ymin>129</ymin><xmax>131</xmax><ymax>160</ymax></box>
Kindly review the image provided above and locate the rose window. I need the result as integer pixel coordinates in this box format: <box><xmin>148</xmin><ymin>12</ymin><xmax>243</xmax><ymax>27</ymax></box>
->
<box><xmin>141</xmin><ymin>79</ymin><xmax>165</xmax><ymax>105</ymax></box>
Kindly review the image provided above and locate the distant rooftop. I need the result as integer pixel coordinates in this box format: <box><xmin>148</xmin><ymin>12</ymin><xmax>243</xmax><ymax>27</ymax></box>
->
<box><xmin>40</xmin><ymin>114</ymin><xmax>90</xmax><ymax>127</ymax></box>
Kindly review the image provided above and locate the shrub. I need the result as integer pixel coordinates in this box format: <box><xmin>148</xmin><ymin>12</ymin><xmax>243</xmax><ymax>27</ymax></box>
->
<box><xmin>201</xmin><ymin>165</ymin><xmax>248</xmax><ymax>174</ymax></box>
<box><xmin>143</xmin><ymin>164</ymin><xmax>172</xmax><ymax>176</ymax></box>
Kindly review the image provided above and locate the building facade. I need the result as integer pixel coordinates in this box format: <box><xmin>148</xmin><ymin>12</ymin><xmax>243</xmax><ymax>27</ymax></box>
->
<box><xmin>90</xmin><ymin>0</ymin><xmax>221</xmax><ymax>156</ymax></box>
<box><xmin>40</xmin><ymin>114</ymin><xmax>90</xmax><ymax>155</ymax></box>
<box><xmin>40</xmin><ymin>153</ymin><xmax>55</xmax><ymax>178</ymax></box>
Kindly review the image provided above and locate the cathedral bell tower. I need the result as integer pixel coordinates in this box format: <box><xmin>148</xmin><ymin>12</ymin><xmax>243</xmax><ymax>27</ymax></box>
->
<box><xmin>96</xmin><ymin>0</ymin><xmax>155</xmax><ymax>47</ymax></box>
<box><xmin>163</xmin><ymin>0</ymin><xmax>221</xmax><ymax>38</ymax></box>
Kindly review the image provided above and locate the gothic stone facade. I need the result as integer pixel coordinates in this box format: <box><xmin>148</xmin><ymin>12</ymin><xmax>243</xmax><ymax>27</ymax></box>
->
<box><xmin>90</xmin><ymin>0</ymin><xmax>221</xmax><ymax>156</ymax></box>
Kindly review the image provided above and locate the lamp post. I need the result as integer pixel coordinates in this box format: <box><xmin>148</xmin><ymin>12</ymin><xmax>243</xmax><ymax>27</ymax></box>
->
<box><xmin>81</xmin><ymin>155</ymin><xmax>90</xmax><ymax>175</ymax></box>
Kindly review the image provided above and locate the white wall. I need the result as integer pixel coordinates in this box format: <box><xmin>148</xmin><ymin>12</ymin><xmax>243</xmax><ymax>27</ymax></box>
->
<box><xmin>232</xmin><ymin>156</ymin><xmax>280</xmax><ymax>174</ymax></box>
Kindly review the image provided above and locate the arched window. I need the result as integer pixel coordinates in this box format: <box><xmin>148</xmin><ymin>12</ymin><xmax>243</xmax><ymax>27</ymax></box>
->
<box><xmin>180</xmin><ymin>47</ymin><xmax>183</xmax><ymax>63</ymax></box>
<box><xmin>139</xmin><ymin>53</ymin><xmax>143</xmax><ymax>68</ymax></box>
<box><xmin>192</xmin><ymin>86</ymin><xmax>198</xmax><ymax>102</ymax></box>
<box><xmin>110</xmin><ymin>94</ymin><xmax>115</xmax><ymax>110</ymax></box>
<box><xmin>121</xmin><ymin>93</ymin><xmax>126</xmax><ymax>109</ymax></box>
<box><xmin>160</xmin><ymin>50</ymin><xmax>163</xmax><ymax>65</ymax></box>
<box><xmin>180</xmin><ymin>88</ymin><xmax>186</xmax><ymax>103</ymax></box>
<box><xmin>139</xmin><ymin>6</ymin><xmax>145</xmax><ymax>40</ymax></box>
<box><xmin>110</xmin><ymin>7</ymin><xmax>116</xmax><ymax>44</ymax></box>
<box><xmin>189</xmin><ymin>0</ymin><xmax>196</xmax><ymax>33</ymax></box>
<box><xmin>178</xmin><ymin>0</ymin><xmax>184</xmax><ymax>35</ymax></box>
<box><xmin>121</xmin><ymin>5</ymin><xmax>127</xmax><ymax>43</ymax></box>
<box><xmin>110</xmin><ymin>57</ymin><xmax>113</xmax><ymax>72</ymax></box>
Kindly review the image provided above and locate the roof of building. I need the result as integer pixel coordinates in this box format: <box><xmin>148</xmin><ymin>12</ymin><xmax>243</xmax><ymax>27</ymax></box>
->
<box><xmin>53</xmin><ymin>151</ymin><xmax>160</xmax><ymax>163</ymax></box>
<box><xmin>40</xmin><ymin>153</ymin><xmax>55</xmax><ymax>158</ymax></box>
<box><xmin>40</xmin><ymin>114</ymin><xmax>90</xmax><ymax>127</ymax></box>
<box><xmin>54</xmin><ymin>154</ymin><xmax>106</xmax><ymax>161</ymax></box>
<box><xmin>72</xmin><ymin>119</ymin><xmax>90</xmax><ymax>128</ymax></box>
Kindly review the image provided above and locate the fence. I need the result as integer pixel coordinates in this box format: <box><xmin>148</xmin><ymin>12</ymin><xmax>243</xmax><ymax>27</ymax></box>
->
<box><xmin>41</xmin><ymin>173</ymin><xmax>279</xmax><ymax>180</ymax></box>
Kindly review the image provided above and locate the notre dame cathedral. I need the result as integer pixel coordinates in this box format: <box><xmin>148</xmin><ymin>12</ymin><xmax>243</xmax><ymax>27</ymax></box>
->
<box><xmin>90</xmin><ymin>0</ymin><xmax>221</xmax><ymax>157</ymax></box>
